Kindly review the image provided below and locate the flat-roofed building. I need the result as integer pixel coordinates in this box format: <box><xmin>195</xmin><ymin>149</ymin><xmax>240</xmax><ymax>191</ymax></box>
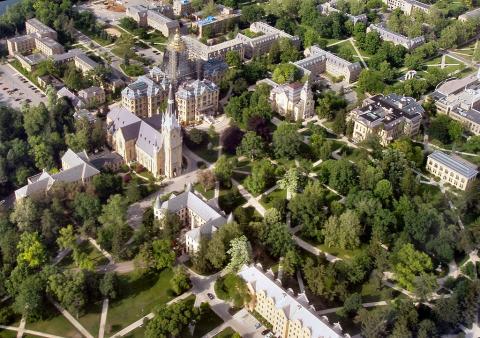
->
<box><xmin>154</xmin><ymin>184</ymin><xmax>229</xmax><ymax>253</ymax></box>
<box><xmin>426</xmin><ymin>151</ymin><xmax>478</xmax><ymax>190</ymax></box>
<box><xmin>121</xmin><ymin>75</ymin><xmax>169</xmax><ymax>118</ymax></box>
<box><xmin>74</xmin><ymin>53</ymin><xmax>100</xmax><ymax>74</ymax></box>
<box><xmin>7</xmin><ymin>35</ymin><xmax>36</xmax><ymax>55</ymax></box>
<box><xmin>459</xmin><ymin>8</ymin><xmax>480</xmax><ymax>22</ymax></box>
<box><xmin>383</xmin><ymin>0</ymin><xmax>431</xmax><ymax>15</ymax></box>
<box><xmin>238</xmin><ymin>264</ymin><xmax>347</xmax><ymax>338</ymax></box>
<box><xmin>367</xmin><ymin>24</ymin><xmax>424</xmax><ymax>50</ymax></box>
<box><xmin>34</xmin><ymin>36</ymin><xmax>64</xmax><ymax>56</ymax></box>
<box><xmin>176</xmin><ymin>79</ymin><xmax>219</xmax><ymax>124</ymax></box>
<box><xmin>78</xmin><ymin>86</ymin><xmax>106</xmax><ymax>108</ymax></box>
<box><xmin>15</xmin><ymin>52</ymin><xmax>47</xmax><ymax>72</ymax></box>
<box><xmin>293</xmin><ymin>45</ymin><xmax>361</xmax><ymax>83</ymax></box>
<box><xmin>431</xmin><ymin>72</ymin><xmax>480</xmax><ymax>135</ymax></box>
<box><xmin>350</xmin><ymin>93</ymin><xmax>424</xmax><ymax>145</ymax></box>
<box><xmin>269</xmin><ymin>81</ymin><xmax>315</xmax><ymax>121</ymax></box>
<box><xmin>25</xmin><ymin>18</ymin><xmax>57</xmax><ymax>40</ymax></box>
<box><xmin>183</xmin><ymin>35</ymin><xmax>244</xmax><ymax>61</ymax></box>
<box><xmin>236</xmin><ymin>22</ymin><xmax>300</xmax><ymax>59</ymax></box>
<box><xmin>192</xmin><ymin>4</ymin><xmax>241</xmax><ymax>37</ymax></box>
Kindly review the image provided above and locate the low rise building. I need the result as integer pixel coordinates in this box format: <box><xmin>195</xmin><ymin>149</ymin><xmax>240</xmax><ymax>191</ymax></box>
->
<box><xmin>350</xmin><ymin>93</ymin><xmax>424</xmax><ymax>145</ymax></box>
<box><xmin>25</xmin><ymin>18</ymin><xmax>57</xmax><ymax>39</ymax></box>
<box><xmin>426</xmin><ymin>151</ymin><xmax>478</xmax><ymax>190</ymax></box>
<box><xmin>294</xmin><ymin>45</ymin><xmax>361</xmax><ymax>83</ymax></box>
<box><xmin>107</xmin><ymin>85</ymin><xmax>183</xmax><ymax>178</ymax></box>
<box><xmin>74</xmin><ymin>53</ymin><xmax>100</xmax><ymax>74</ymax></box>
<box><xmin>34</xmin><ymin>36</ymin><xmax>64</xmax><ymax>56</ymax></box>
<box><xmin>15</xmin><ymin>149</ymin><xmax>100</xmax><ymax>200</ymax></box>
<box><xmin>176</xmin><ymin>79</ymin><xmax>219</xmax><ymax>124</ymax></box>
<box><xmin>183</xmin><ymin>35</ymin><xmax>245</xmax><ymax>61</ymax></box>
<box><xmin>7</xmin><ymin>35</ymin><xmax>36</xmax><ymax>56</ymax></box>
<box><xmin>238</xmin><ymin>264</ymin><xmax>347</xmax><ymax>338</ymax></box>
<box><xmin>236</xmin><ymin>22</ymin><xmax>300</xmax><ymax>59</ymax></box>
<box><xmin>269</xmin><ymin>81</ymin><xmax>315</xmax><ymax>121</ymax></box>
<box><xmin>459</xmin><ymin>8</ymin><xmax>480</xmax><ymax>22</ymax></box>
<box><xmin>431</xmin><ymin>72</ymin><xmax>480</xmax><ymax>135</ymax></box>
<box><xmin>126</xmin><ymin>5</ymin><xmax>179</xmax><ymax>37</ymax></box>
<box><xmin>78</xmin><ymin>86</ymin><xmax>106</xmax><ymax>108</ymax></box>
<box><xmin>192</xmin><ymin>4</ymin><xmax>241</xmax><ymax>37</ymax></box>
<box><xmin>121</xmin><ymin>76</ymin><xmax>169</xmax><ymax>118</ymax></box>
<box><xmin>318</xmin><ymin>1</ymin><xmax>368</xmax><ymax>24</ymax></box>
<box><xmin>383</xmin><ymin>0</ymin><xmax>431</xmax><ymax>15</ymax></box>
<box><xmin>173</xmin><ymin>0</ymin><xmax>192</xmax><ymax>16</ymax></box>
<box><xmin>154</xmin><ymin>184</ymin><xmax>229</xmax><ymax>253</ymax></box>
<box><xmin>367</xmin><ymin>24</ymin><xmax>425</xmax><ymax>50</ymax></box>
<box><xmin>15</xmin><ymin>52</ymin><xmax>47</xmax><ymax>72</ymax></box>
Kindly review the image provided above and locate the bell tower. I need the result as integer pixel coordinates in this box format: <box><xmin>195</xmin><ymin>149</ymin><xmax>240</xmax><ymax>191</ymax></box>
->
<box><xmin>162</xmin><ymin>84</ymin><xmax>183</xmax><ymax>178</ymax></box>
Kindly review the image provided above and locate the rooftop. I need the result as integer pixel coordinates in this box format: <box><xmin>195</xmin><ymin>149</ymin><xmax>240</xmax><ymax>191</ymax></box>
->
<box><xmin>428</xmin><ymin>151</ymin><xmax>478</xmax><ymax>179</ymax></box>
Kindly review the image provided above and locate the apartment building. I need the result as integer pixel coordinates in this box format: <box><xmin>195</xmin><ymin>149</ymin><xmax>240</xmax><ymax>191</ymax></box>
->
<box><xmin>78</xmin><ymin>86</ymin><xmax>106</xmax><ymax>108</ymax></box>
<box><xmin>236</xmin><ymin>22</ymin><xmax>301</xmax><ymax>59</ymax></box>
<box><xmin>269</xmin><ymin>81</ymin><xmax>315</xmax><ymax>121</ymax></box>
<box><xmin>154</xmin><ymin>184</ymin><xmax>229</xmax><ymax>253</ymax></box>
<box><xmin>383</xmin><ymin>0</ymin><xmax>431</xmax><ymax>15</ymax></box>
<box><xmin>426</xmin><ymin>151</ymin><xmax>478</xmax><ymax>191</ymax></box>
<box><xmin>34</xmin><ymin>36</ymin><xmax>64</xmax><ymax>56</ymax></box>
<box><xmin>7</xmin><ymin>35</ymin><xmax>36</xmax><ymax>55</ymax></box>
<box><xmin>176</xmin><ymin>79</ymin><xmax>219</xmax><ymax>124</ymax></box>
<box><xmin>74</xmin><ymin>53</ymin><xmax>100</xmax><ymax>74</ymax></box>
<box><xmin>107</xmin><ymin>85</ymin><xmax>183</xmax><ymax>178</ymax></box>
<box><xmin>431</xmin><ymin>73</ymin><xmax>480</xmax><ymax>135</ymax></box>
<box><xmin>121</xmin><ymin>76</ymin><xmax>169</xmax><ymax>118</ymax></box>
<box><xmin>350</xmin><ymin>94</ymin><xmax>424</xmax><ymax>145</ymax></box>
<box><xmin>318</xmin><ymin>1</ymin><xmax>368</xmax><ymax>24</ymax></box>
<box><xmin>294</xmin><ymin>45</ymin><xmax>361</xmax><ymax>83</ymax></box>
<box><xmin>25</xmin><ymin>18</ymin><xmax>57</xmax><ymax>39</ymax></box>
<box><xmin>183</xmin><ymin>35</ymin><xmax>245</xmax><ymax>61</ymax></box>
<box><xmin>238</xmin><ymin>264</ymin><xmax>347</xmax><ymax>338</ymax></box>
<box><xmin>367</xmin><ymin>24</ymin><xmax>425</xmax><ymax>50</ymax></box>
<box><xmin>192</xmin><ymin>4</ymin><xmax>241</xmax><ymax>37</ymax></box>
<box><xmin>126</xmin><ymin>5</ymin><xmax>179</xmax><ymax>37</ymax></box>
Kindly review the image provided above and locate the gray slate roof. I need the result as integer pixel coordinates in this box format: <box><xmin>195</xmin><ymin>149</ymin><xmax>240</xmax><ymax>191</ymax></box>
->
<box><xmin>428</xmin><ymin>151</ymin><xmax>478</xmax><ymax>179</ymax></box>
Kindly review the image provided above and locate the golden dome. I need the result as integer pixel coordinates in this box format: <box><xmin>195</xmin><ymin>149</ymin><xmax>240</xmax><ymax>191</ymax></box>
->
<box><xmin>170</xmin><ymin>29</ymin><xmax>185</xmax><ymax>52</ymax></box>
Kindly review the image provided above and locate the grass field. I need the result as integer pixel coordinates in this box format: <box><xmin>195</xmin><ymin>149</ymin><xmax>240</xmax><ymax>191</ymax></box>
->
<box><xmin>26</xmin><ymin>302</ymin><xmax>81</xmax><ymax>337</ymax></box>
<box><xmin>259</xmin><ymin>188</ymin><xmax>286</xmax><ymax>209</ymax></box>
<box><xmin>194</xmin><ymin>182</ymin><xmax>215</xmax><ymax>200</ymax></box>
<box><xmin>59</xmin><ymin>241</ymin><xmax>109</xmax><ymax>270</ymax></box>
<box><xmin>105</xmin><ymin>269</ymin><xmax>175</xmax><ymax>334</ymax></box>
<box><xmin>214</xmin><ymin>327</ymin><xmax>237</xmax><ymax>338</ymax></box>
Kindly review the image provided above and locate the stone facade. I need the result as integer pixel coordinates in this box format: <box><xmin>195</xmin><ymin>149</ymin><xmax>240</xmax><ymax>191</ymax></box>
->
<box><xmin>176</xmin><ymin>79</ymin><xmax>219</xmax><ymax>124</ymax></box>
<box><xmin>121</xmin><ymin>76</ymin><xmax>169</xmax><ymax>118</ymax></box>
<box><xmin>367</xmin><ymin>24</ymin><xmax>425</xmax><ymax>50</ymax></box>
<box><xmin>269</xmin><ymin>81</ymin><xmax>315</xmax><ymax>121</ymax></box>
<box><xmin>426</xmin><ymin>151</ymin><xmax>478</xmax><ymax>191</ymax></box>
<box><xmin>382</xmin><ymin>0</ymin><xmax>431</xmax><ymax>15</ymax></box>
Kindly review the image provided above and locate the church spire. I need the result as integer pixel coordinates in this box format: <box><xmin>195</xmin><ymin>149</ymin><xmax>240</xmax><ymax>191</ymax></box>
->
<box><xmin>166</xmin><ymin>83</ymin><xmax>176</xmax><ymax>117</ymax></box>
<box><xmin>163</xmin><ymin>84</ymin><xmax>180</xmax><ymax>130</ymax></box>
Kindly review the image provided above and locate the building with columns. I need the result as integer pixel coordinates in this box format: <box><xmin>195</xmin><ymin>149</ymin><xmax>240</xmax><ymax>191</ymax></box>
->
<box><xmin>107</xmin><ymin>85</ymin><xmax>183</xmax><ymax>178</ymax></box>
<box><xmin>269</xmin><ymin>81</ymin><xmax>315</xmax><ymax>121</ymax></box>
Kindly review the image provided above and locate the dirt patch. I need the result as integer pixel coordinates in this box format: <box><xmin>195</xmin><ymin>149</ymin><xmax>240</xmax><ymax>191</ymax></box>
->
<box><xmin>105</xmin><ymin>27</ymin><xmax>122</xmax><ymax>37</ymax></box>
<box><xmin>106</xmin><ymin>4</ymin><xmax>125</xmax><ymax>12</ymax></box>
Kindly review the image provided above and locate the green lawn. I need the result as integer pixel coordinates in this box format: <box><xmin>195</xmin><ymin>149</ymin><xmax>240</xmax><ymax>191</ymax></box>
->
<box><xmin>26</xmin><ymin>303</ymin><xmax>81</xmax><ymax>337</ymax></box>
<box><xmin>77</xmin><ymin>301</ymin><xmax>103</xmax><ymax>337</ymax></box>
<box><xmin>315</xmin><ymin>243</ymin><xmax>368</xmax><ymax>260</ymax></box>
<box><xmin>188</xmin><ymin>303</ymin><xmax>223</xmax><ymax>337</ymax></box>
<box><xmin>326</xmin><ymin>40</ymin><xmax>356</xmax><ymax>62</ymax></box>
<box><xmin>59</xmin><ymin>241</ymin><xmax>109</xmax><ymax>270</ymax></box>
<box><xmin>105</xmin><ymin>269</ymin><xmax>175</xmax><ymax>334</ymax></box>
<box><xmin>214</xmin><ymin>327</ymin><xmax>237</xmax><ymax>338</ymax></box>
<box><xmin>120</xmin><ymin>63</ymin><xmax>145</xmax><ymax>77</ymax></box>
<box><xmin>191</xmin><ymin>134</ymin><xmax>220</xmax><ymax>164</ymax></box>
<box><xmin>259</xmin><ymin>188</ymin><xmax>286</xmax><ymax>209</ymax></box>
<box><xmin>0</xmin><ymin>331</ymin><xmax>16</xmax><ymax>338</ymax></box>
<box><xmin>194</xmin><ymin>182</ymin><xmax>215</xmax><ymax>200</ymax></box>
<box><xmin>143</xmin><ymin>30</ymin><xmax>168</xmax><ymax>44</ymax></box>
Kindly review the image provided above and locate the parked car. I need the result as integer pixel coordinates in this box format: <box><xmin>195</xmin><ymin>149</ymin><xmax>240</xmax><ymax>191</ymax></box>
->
<box><xmin>255</xmin><ymin>323</ymin><xmax>261</xmax><ymax>329</ymax></box>
<box><xmin>207</xmin><ymin>293</ymin><xmax>214</xmax><ymax>300</ymax></box>
<box><xmin>262</xmin><ymin>329</ymin><xmax>271</xmax><ymax>335</ymax></box>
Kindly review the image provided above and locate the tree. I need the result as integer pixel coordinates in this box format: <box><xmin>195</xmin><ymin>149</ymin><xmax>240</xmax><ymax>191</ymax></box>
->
<box><xmin>374</xmin><ymin>179</ymin><xmax>393</xmax><ymax>201</ymax></box>
<box><xmin>48</xmin><ymin>270</ymin><xmax>87</xmax><ymax>318</ymax></box>
<box><xmin>272</xmin><ymin>63</ymin><xmax>301</xmax><ymax>84</ymax></box>
<box><xmin>262</xmin><ymin>221</ymin><xmax>294</xmax><ymax>257</ymax></box>
<box><xmin>225</xmin><ymin>50</ymin><xmax>241</xmax><ymax>68</ymax></box>
<box><xmin>99</xmin><ymin>272</ymin><xmax>118</xmax><ymax>299</ymax></box>
<box><xmin>206</xmin><ymin>222</ymin><xmax>242</xmax><ymax>269</ymax></box>
<box><xmin>10</xmin><ymin>197</ymin><xmax>40</xmax><ymax>232</ymax></box>
<box><xmin>226</xmin><ymin>235</ymin><xmax>252</xmax><ymax>272</ymax></box>
<box><xmin>220</xmin><ymin>126</ymin><xmax>244</xmax><ymax>155</ymax></box>
<box><xmin>316</xmin><ymin>91</ymin><xmax>348</xmax><ymax>120</ymax></box>
<box><xmin>236</xmin><ymin>131</ymin><xmax>267</xmax><ymax>160</ymax></box>
<box><xmin>17</xmin><ymin>232</ymin><xmax>47</xmax><ymax>268</ymax></box>
<box><xmin>170</xmin><ymin>266</ymin><xmax>191</xmax><ymax>295</ymax></box>
<box><xmin>214</xmin><ymin>155</ymin><xmax>235</xmax><ymax>187</ymax></box>
<box><xmin>57</xmin><ymin>224</ymin><xmax>77</xmax><ymax>251</ymax></box>
<box><xmin>282</xmin><ymin>249</ymin><xmax>299</xmax><ymax>278</ymax></box>
<box><xmin>92</xmin><ymin>173</ymin><xmax>123</xmax><ymax>202</ymax></box>
<box><xmin>322</xmin><ymin>210</ymin><xmax>362</xmax><ymax>250</ymax></box>
<box><xmin>152</xmin><ymin>239</ymin><xmax>175</xmax><ymax>270</ymax></box>
<box><xmin>338</xmin><ymin>293</ymin><xmax>362</xmax><ymax>317</ymax></box>
<box><xmin>303</xmin><ymin>257</ymin><xmax>343</xmax><ymax>301</ymax></box>
<box><xmin>357</xmin><ymin>307</ymin><xmax>389</xmax><ymax>338</ymax></box>
<box><xmin>158</xmin><ymin>211</ymin><xmax>182</xmax><ymax>241</ymax></box>
<box><xmin>241</xmin><ymin>4</ymin><xmax>264</xmax><ymax>23</ymax></box>
<box><xmin>272</xmin><ymin>122</ymin><xmax>303</xmax><ymax>159</ymax></box>
<box><xmin>394</xmin><ymin>243</ymin><xmax>436</xmax><ymax>291</ymax></box>
<box><xmin>244</xmin><ymin>159</ymin><xmax>275</xmax><ymax>195</ymax></box>
<box><xmin>413</xmin><ymin>273</ymin><xmax>438</xmax><ymax>301</ymax></box>
<box><xmin>12</xmin><ymin>274</ymin><xmax>46</xmax><ymax>320</ymax></box>
<box><xmin>278</xmin><ymin>167</ymin><xmax>305</xmax><ymax>198</ymax></box>
<box><xmin>197</xmin><ymin>169</ymin><xmax>216</xmax><ymax>191</ymax></box>
<box><xmin>97</xmin><ymin>194</ymin><xmax>130</xmax><ymax>256</ymax></box>
<box><xmin>186</xmin><ymin>128</ymin><xmax>206</xmax><ymax>147</ymax></box>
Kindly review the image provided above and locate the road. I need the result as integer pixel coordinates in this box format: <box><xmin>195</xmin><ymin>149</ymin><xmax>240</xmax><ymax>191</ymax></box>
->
<box><xmin>0</xmin><ymin>63</ymin><xmax>45</xmax><ymax>109</ymax></box>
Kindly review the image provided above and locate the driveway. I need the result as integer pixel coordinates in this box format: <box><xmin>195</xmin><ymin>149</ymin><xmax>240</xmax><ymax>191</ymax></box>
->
<box><xmin>0</xmin><ymin>63</ymin><xmax>44</xmax><ymax>109</ymax></box>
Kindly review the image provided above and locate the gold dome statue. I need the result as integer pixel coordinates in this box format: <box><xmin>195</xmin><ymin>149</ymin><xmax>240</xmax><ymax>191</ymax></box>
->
<box><xmin>169</xmin><ymin>29</ymin><xmax>185</xmax><ymax>52</ymax></box>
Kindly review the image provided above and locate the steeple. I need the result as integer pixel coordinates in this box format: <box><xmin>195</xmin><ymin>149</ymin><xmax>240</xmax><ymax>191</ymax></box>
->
<box><xmin>163</xmin><ymin>84</ymin><xmax>180</xmax><ymax>130</ymax></box>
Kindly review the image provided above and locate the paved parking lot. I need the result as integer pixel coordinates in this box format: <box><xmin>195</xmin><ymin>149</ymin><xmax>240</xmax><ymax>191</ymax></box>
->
<box><xmin>0</xmin><ymin>63</ymin><xmax>45</xmax><ymax>109</ymax></box>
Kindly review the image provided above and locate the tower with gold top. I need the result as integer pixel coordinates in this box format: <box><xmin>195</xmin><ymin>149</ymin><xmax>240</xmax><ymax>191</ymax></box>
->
<box><xmin>165</xmin><ymin>29</ymin><xmax>195</xmax><ymax>85</ymax></box>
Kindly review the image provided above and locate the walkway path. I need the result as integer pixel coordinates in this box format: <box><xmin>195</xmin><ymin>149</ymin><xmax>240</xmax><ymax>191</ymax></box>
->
<box><xmin>349</xmin><ymin>38</ymin><xmax>368</xmax><ymax>69</ymax></box>
<box><xmin>232</xmin><ymin>179</ymin><xmax>266</xmax><ymax>217</ymax></box>
<box><xmin>49</xmin><ymin>297</ymin><xmax>94</xmax><ymax>338</ymax></box>
<box><xmin>88</xmin><ymin>237</ymin><xmax>114</xmax><ymax>264</ymax></box>
<box><xmin>16</xmin><ymin>317</ymin><xmax>26</xmax><ymax>338</ymax></box>
<box><xmin>316</xmin><ymin>301</ymin><xmax>388</xmax><ymax>315</ymax></box>
<box><xmin>292</xmin><ymin>236</ymin><xmax>341</xmax><ymax>262</ymax></box>
<box><xmin>98</xmin><ymin>299</ymin><xmax>109</xmax><ymax>338</ymax></box>
<box><xmin>0</xmin><ymin>325</ymin><xmax>65</xmax><ymax>338</ymax></box>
